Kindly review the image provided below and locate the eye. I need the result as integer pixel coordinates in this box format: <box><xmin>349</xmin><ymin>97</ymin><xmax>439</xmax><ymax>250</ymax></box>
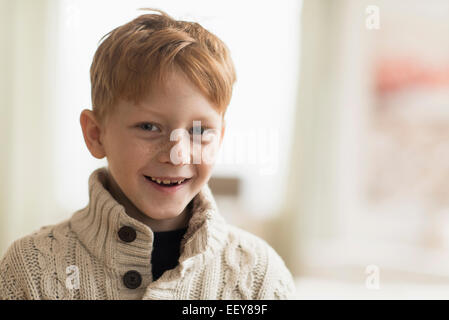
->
<box><xmin>138</xmin><ymin>122</ymin><xmax>159</xmax><ymax>132</ymax></box>
<box><xmin>189</xmin><ymin>126</ymin><xmax>207</xmax><ymax>135</ymax></box>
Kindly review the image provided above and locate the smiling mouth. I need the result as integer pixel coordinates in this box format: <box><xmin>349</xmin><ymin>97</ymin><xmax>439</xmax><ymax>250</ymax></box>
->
<box><xmin>144</xmin><ymin>175</ymin><xmax>191</xmax><ymax>187</ymax></box>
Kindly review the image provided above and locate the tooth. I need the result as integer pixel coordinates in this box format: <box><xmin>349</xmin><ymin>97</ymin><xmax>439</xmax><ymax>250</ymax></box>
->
<box><xmin>148</xmin><ymin>176</ymin><xmax>186</xmax><ymax>185</ymax></box>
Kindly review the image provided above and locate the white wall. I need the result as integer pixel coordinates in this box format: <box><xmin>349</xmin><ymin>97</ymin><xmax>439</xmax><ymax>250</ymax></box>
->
<box><xmin>0</xmin><ymin>0</ymin><xmax>61</xmax><ymax>254</ymax></box>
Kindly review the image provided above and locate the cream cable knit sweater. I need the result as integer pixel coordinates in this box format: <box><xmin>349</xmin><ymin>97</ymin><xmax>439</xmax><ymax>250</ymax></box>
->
<box><xmin>0</xmin><ymin>167</ymin><xmax>296</xmax><ymax>300</ymax></box>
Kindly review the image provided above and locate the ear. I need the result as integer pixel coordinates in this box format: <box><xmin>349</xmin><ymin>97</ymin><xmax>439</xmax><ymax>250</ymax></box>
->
<box><xmin>79</xmin><ymin>109</ymin><xmax>107</xmax><ymax>159</ymax></box>
<box><xmin>219</xmin><ymin>118</ymin><xmax>226</xmax><ymax>147</ymax></box>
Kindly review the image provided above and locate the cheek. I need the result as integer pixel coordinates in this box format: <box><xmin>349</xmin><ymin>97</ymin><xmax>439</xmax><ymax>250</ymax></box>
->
<box><xmin>196</xmin><ymin>163</ymin><xmax>214</xmax><ymax>183</ymax></box>
<box><xmin>200</xmin><ymin>141</ymin><xmax>221</xmax><ymax>165</ymax></box>
<box><xmin>106</xmin><ymin>135</ymin><xmax>155</xmax><ymax>165</ymax></box>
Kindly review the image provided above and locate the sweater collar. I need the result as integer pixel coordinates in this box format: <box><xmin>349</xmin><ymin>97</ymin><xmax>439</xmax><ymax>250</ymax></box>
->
<box><xmin>70</xmin><ymin>167</ymin><xmax>228</xmax><ymax>289</ymax></box>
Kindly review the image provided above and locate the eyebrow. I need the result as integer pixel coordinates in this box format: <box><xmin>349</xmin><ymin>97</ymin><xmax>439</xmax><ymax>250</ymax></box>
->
<box><xmin>134</xmin><ymin>107</ymin><xmax>218</xmax><ymax>124</ymax></box>
<box><xmin>133</xmin><ymin>105</ymin><xmax>164</xmax><ymax>116</ymax></box>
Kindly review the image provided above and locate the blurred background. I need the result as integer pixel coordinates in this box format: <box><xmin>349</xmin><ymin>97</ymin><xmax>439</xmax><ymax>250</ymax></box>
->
<box><xmin>1</xmin><ymin>0</ymin><xmax>449</xmax><ymax>299</ymax></box>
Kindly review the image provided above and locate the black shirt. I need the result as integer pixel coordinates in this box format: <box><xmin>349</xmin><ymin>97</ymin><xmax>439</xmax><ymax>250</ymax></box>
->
<box><xmin>151</xmin><ymin>227</ymin><xmax>188</xmax><ymax>281</ymax></box>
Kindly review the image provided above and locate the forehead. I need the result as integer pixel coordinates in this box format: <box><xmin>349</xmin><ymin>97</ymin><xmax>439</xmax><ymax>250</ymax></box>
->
<box><xmin>120</xmin><ymin>70</ymin><xmax>222</xmax><ymax>122</ymax></box>
<box><xmin>124</xmin><ymin>69</ymin><xmax>212</xmax><ymax>109</ymax></box>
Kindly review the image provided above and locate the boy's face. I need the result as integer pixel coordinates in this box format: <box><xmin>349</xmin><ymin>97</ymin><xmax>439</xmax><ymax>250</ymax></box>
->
<box><xmin>80</xmin><ymin>69</ymin><xmax>225</xmax><ymax>231</ymax></box>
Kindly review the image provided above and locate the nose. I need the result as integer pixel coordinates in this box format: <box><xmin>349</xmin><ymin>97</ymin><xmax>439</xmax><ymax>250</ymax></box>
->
<box><xmin>157</xmin><ymin>134</ymin><xmax>191</xmax><ymax>166</ymax></box>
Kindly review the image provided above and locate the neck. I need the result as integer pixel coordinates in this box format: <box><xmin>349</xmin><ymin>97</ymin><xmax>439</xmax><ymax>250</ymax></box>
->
<box><xmin>105</xmin><ymin>171</ymin><xmax>191</xmax><ymax>232</ymax></box>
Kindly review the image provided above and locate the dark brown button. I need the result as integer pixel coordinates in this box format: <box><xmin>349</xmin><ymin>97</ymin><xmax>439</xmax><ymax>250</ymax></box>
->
<box><xmin>123</xmin><ymin>270</ymin><xmax>142</xmax><ymax>289</ymax></box>
<box><xmin>118</xmin><ymin>226</ymin><xmax>136</xmax><ymax>243</ymax></box>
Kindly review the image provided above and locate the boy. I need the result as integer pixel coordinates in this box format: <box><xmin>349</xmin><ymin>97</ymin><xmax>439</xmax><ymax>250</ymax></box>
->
<box><xmin>0</xmin><ymin>8</ymin><xmax>296</xmax><ymax>300</ymax></box>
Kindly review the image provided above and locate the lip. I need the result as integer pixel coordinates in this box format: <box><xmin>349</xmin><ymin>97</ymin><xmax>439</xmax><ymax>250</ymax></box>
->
<box><xmin>143</xmin><ymin>175</ymin><xmax>191</xmax><ymax>194</ymax></box>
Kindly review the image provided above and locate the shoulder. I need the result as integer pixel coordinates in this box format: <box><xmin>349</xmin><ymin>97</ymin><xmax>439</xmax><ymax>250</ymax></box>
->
<box><xmin>223</xmin><ymin>225</ymin><xmax>297</xmax><ymax>299</ymax></box>
<box><xmin>6</xmin><ymin>219</ymin><xmax>72</xmax><ymax>256</ymax></box>
<box><xmin>225</xmin><ymin>224</ymin><xmax>274</xmax><ymax>256</ymax></box>
<box><xmin>0</xmin><ymin>220</ymin><xmax>72</xmax><ymax>300</ymax></box>
<box><xmin>225</xmin><ymin>224</ymin><xmax>286</xmax><ymax>266</ymax></box>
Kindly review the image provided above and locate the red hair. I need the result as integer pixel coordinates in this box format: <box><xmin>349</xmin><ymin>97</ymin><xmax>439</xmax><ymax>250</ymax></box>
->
<box><xmin>90</xmin><ymin>8</ymin><xmax>237</xmax><ymax>125</ymax></box>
